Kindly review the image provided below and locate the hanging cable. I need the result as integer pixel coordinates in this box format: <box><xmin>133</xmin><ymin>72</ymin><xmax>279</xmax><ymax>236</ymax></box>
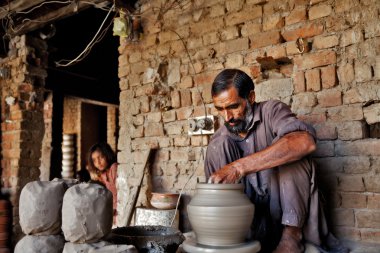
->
<box><xmin>55</xmin><ymin>4</ymin><xmax>115</xmax><ymax>67</ymax></box>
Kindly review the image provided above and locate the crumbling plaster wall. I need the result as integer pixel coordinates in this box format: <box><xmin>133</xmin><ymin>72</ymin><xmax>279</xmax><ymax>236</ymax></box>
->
<box><xmin>117</xmin><ymin>0</ymin><xmax>380</xmax><ymax>245</ymax></box>
<box><xmin>0</xmin><ymin>35</ymin><xmax>48</xmax><ymax>242</ymax></box>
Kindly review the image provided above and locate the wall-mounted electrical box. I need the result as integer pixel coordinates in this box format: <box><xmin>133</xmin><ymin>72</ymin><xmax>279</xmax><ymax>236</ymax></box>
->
<box><xmin>188</xmin><ymin>115</ymin><xmax>215</xmax><ymax>135</ymax></box>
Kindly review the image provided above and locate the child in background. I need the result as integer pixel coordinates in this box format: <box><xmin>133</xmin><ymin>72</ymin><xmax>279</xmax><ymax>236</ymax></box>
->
<box><xmin>87</xmin><ymin>142</ymin><xmax>118</xmax><ymax>224</ymax></box>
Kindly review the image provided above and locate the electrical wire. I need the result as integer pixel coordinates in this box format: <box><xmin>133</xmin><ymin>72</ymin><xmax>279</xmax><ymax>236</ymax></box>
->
<box><xmin>55</xmin><ymin>4</ymin><xmax>115</xmax><ymax>67</ymax></box>
<box><xmin>16</xmin><ymin>0</ymin><xmax>73</xmax><ymax>15</ymax></box>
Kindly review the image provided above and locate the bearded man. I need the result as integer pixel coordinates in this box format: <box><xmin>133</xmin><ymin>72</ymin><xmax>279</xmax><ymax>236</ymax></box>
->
<box><xmin>205</xmin><ymin>69</ymin><xmax>348</xmax><ymax>253</ymax></box>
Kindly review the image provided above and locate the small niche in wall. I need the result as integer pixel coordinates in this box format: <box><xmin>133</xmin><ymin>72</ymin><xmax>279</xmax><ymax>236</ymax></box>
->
<box><xmin>369</xmin><ymin>123</ymin><xmax>380</xmax><ymax>138</ymax></box>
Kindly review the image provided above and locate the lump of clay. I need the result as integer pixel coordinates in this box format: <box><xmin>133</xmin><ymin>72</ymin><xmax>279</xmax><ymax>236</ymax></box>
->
<box><xmin>19</xmin><ymin>181</ymin><xmax>67</xmax><ymax>235</ymax></box>
<box><xmin>62</xmin><ymin>183</ymin><xmax>113</xmax><ymax>243</ymax></box>
<box><xmin>14</xmin><ymin>235</ymin><xmax>65</xmax><ymax>253</ymax></box>
<box><xmin>63</xmin><ymin>241</ymin><xmax>137</xmax><ymax>253</ymax></box>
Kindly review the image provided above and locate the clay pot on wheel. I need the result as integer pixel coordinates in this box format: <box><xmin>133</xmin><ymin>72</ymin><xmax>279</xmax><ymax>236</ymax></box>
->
<box><xmin>187</xmin><ymin>183</ymin><xmax>254</xmax><ymax>246</ymax></box>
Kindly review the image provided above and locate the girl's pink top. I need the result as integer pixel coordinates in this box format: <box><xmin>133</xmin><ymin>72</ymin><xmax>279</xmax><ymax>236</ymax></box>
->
<box><xmin>99</xmin><ymin>163</ymin><xmax>118</xmax><ymax>212</ymax></box>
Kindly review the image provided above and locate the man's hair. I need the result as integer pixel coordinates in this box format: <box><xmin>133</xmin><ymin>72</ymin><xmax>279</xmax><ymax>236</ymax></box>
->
<box><xmin>211</xmin><ymin>69</ymin><xmax>255</xmax><ymax>99</ymax></box>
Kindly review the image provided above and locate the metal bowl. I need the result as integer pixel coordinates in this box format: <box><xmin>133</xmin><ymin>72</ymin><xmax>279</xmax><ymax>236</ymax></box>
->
<box><xmin>108</xmin><ymin>225</ymin><xmax>185</xmax><ymax>253</ymax></box>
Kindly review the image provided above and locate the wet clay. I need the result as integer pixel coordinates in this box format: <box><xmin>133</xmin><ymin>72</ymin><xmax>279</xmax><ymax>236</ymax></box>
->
<box><xmin>187</xmin><ymin>183</ymin><xmax>255</xmax><ymax>246</ymax></box>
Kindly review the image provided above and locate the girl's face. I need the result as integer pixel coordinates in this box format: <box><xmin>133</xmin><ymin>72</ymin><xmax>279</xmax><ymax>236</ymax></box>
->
<box><xmin>91</xmin><ymin>150</ymin><xmax>109</xmax><ymax>171</ymax></box>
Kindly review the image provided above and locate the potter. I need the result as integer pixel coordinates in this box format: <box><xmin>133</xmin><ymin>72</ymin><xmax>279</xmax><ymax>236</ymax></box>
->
<box><xmin>204</xmin><ymin>69</ymin><xmax>348</xmax><ymax>253</ymax></box>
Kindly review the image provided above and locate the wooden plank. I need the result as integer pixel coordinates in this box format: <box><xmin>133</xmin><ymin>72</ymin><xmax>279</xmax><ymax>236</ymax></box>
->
<box><xmin>121</xmin><ymin>148</ymin><xmax>152</xmax><ymax>227</ymax></box>
<box><xmin>0</xmin><ymin>0</ymin><xmax>45</xmax><ymax>19</ymax></box>
<box><xmin>7</xmin><ymin>0</ymin><xmax>110</xmax><ymax>36</ymax></box>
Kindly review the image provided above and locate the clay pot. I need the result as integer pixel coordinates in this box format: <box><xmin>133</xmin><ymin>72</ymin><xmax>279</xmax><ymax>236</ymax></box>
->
<box><xmin>187</xmin><ymin>183</ymin><xmax>254</xmax><ymax>246</ymax></box>
<box><xmin>150</xmin><ymin>192</ymin><xmax>180</xmax><ymax>210</ymax></box>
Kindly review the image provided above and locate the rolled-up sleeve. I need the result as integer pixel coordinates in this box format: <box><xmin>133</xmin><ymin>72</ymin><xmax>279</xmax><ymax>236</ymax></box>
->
<box><xmin>265</xmin><ymin>100</ymin><xmax>316</xmax><ymax>144</ymax></box>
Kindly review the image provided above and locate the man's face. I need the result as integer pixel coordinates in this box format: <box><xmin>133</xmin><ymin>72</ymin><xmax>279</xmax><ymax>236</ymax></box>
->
<box><xmin>213</xmin><ymin>86</ymin><xmax>254</xmax><ymax>135</ymax></box>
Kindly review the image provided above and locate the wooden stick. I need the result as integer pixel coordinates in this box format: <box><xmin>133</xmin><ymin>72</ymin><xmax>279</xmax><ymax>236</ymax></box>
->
<box><xmin>123</xmin><ymin>148</ymin><xmax>152</xmax><ymax>227</ymax></box>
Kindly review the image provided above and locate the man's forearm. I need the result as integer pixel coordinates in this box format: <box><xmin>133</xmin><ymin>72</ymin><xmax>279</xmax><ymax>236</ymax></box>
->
<box><xmin>233</xmin><ymin>131</ymin><xmax>316</xmax><ymax>177</ymax></box>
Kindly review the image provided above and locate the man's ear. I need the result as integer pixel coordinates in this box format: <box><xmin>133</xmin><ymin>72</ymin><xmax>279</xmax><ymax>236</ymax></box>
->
<box><xmin>248</xmin><ymin>91</ymin><xmax>255</xmax><ymax>104</ymax></box>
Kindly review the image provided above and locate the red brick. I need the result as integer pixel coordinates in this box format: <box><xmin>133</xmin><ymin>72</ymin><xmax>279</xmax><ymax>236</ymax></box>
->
<box><xmin>266</xmin><ymin>45</ymin><xmax>286</xmax><ymax>59</ymax></box>
<box><xmin>333</xmin><ymin>227</ymin><xmax>361</xmax><ymax>241</ymax></box>
<box><xmin>337</xmin><ymin>63</ymin><xmax>355</xmax><ymax>84</ymax></box>
<box><xmin>241</xmin><ymin>22</ymin><xmax>262</xmax><ymax>37</ymax></box>
<box><xmin>263</xmin><ymin>13</ymin><xmax>284</xmax><ymax>31</ymax></box>
<box><xmin>317</xmin><ymin>89</ymin><xmax>342</xmax><ymax>107</ymax></box>
<box><xmin>193</xmin><ymin>71</ymin><xmax>218</xmax><ymax>88</ymax></box>
<box><xmin>361</xmin><ymin>230</ymin><xmax>380</xmax><ymax>244</ymax></box>
<box><xmin>338</xmin><ymin>174</ymin><xmax>365</xmax><ymax>192</ymax></box>
<box><xmin>335</xmin><ymin>0</ymin><xmax>359</xmax><ymax>13</ymax></box>
<box><xmin>342</xmin><ymin>156</ymin><xmax>371</xmax><ymax>174</ymax></box>
<box><xmin>286</xmin><ymin>39</ymin><xmax>310</xmax><ymax>55</ymax></box>
<box><xmin>163</xmin><ymin>110</ymin><xmax>176</xmax><ymax>123</ymax></box>
<box><xmin>250</xmin><ymin>31</ymin><xmax>282</xmax><ymax>49</ymax></box>
<box><xmin>216</xmin><ymin>38</ymin><xmax>249</xmax><ymax>56</ymax></box>
<box><xmin>144</xmin><ymin>123</ymin><xmax>164</xmax><ymax>137</ymax></box>
<box><xmin>280</xmin><ymin>64</ymin><xmax>293</xmax><ymax>77</ymax></box>
<box><xmin>337</xmin><ymin>121</ymin><xmax>367</xmax><ymax>140</ymax></box>
<box><xmin>294</xmin><ymin>51</ymin><xmax>336</xmax><ymax>70</ymax></box>
<box><xmin>178</xmin><ymin>76</ymin><xmax>193</xmax><ymax>89</ymax></box>
<box><xmin>171</xmin><ymin>90</ymin><xmax>181</xmax><ymax>108</ymax></box>
<box><xmin>314</xmin><ymin>123</ymin><xmax>338</xmax><ymax>140</ymax></box>
<box><xmin>335</xmin><ymin>139</ymin><xmax>380</xmax><ymax>156</ymax></box>
<box><xmin>368</xmin><ymin>194</ymin><xmax>380</xmax><ymax>209</ymax></box>
<box><xmin>357</xmin><ymin>211</ymin><xmax>380</xmax><ymax>229</ymax></box>
<box><xmin>308</xmin><ymin>4</ymin><xmax>332</xmax><ymax>20</ymax></box>
<box><xmin>191</xmin><ymin>136</ymin><xmax>209</xmax><ymax>146</ymax></box>
<box><xmin>321</xmin><ymin>65</ymin><xmax>337</xmax><ymax>89</ymax></box>
<box><xmin>285</xmin><ymin>6</ymin><xmax>307</xmax><ymax>25</ymax></box>
<box><xmin>176</xmin><ymin>107</ymin><xmax>193</xmax><ymax>120</ymax></box>
<box><xmin>225</xmin><ymin>6</ymin><xmax>262</xmax><ymax>26</ymax></box>
<box><xmin>313</xmin><ymin>141</ymin><xmax>335</xmax><ymax>157</ymax></box>
<box><xmin>164</xmin><ymin>122</ymin><xmax>183</xmax><ymax>135</ymax></box>
<box><xmin>174</xmin><ymin>137</ymin><xmax>191</xmax><ymax>147</ymax></box>
<box><xmin>250</xmin><ymin>65</ymin><xmax>261</xmax><ymax>78</ymax></box>
<box><xmin>191</xmin><ymin>18</ymin><xmax>224</xmax><ymax>35</ymax></box>
<box><xmin>170</xmin><ymin>149</ymin><xmax>190</xmax><ymax>162</ymax></box>
<box><xmin>364</xmin><ymin>175</ymin><xmax>380</xmax><ymax>193</ymax></box>
<box><xmin>298</xmin><ymin>113</ymin><xmax>327</xmax><ymax>125</ymax></box>
<box><xmin>341</xmin><ymin>28</ymin><xmax>363</xmax><ymax>47</ymax></box>
<box><xmin>281</xmin><ymin>23</ymin><xmax>324</xmax><ymax>42</ymax></box>
<box><xmin>332</xmin><ymin>208</ymin><xmax>355</xmax><ymax>226</ymax></box>
<box><xmin>305</xmin><ymin>68</ymin><xmax>321</xmax><ymax>91</ymax></box>
<box><xmin>328</xmin><ymin>105</ymin><xmax>363</xmax><ymax>122</ymax></box>
<box><xmin>180</xmin><ymin>90</ymin><xmax>192</xmax><ymax>107</ymax></box>
<box><xmin>341</xmin><ymin>193</ymin><xmax>367</xmax><ymax>208</ymax></box>
<box><xmin>293</xmin><ymin>71</ymin><xmax>305</xmax><ymax>93</ymax></box>
<box><xmin>313</xmin><ymin>35</ymin><xmax>339</xmax><ymax>49</ymax></box>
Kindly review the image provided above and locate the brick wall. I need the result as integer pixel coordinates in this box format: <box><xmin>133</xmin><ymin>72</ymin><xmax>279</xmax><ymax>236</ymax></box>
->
<box><xmin>0</xmin><ymin>35</ymin><xmax>48</xmax><ymax>242</ymax></box>
<box><xmin>39</xmin><ymin>91</ymin><xmax>53</xmax><ymax>181</ymax></box>
<box><xmin>117</xmin><ymin>0</ymin><xmax>380</xmax><ymax>245</ymax></box>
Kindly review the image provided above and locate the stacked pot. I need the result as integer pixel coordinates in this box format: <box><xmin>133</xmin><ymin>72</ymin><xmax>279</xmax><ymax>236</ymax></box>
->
<box><xmin>15</xmin><ymin>181</ymin><xmax>67</xmax><ymax>253</ymax></box>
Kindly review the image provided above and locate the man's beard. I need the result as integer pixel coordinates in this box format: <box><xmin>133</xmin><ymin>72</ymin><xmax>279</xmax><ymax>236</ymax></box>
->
<box><xmin>224</xmin><ymin>100</ymin><xmax>254</xmax><ymax>135</ymax></box>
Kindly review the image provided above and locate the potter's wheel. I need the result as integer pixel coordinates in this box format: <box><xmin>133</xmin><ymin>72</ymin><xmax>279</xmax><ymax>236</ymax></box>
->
<box><xmin>182</xmin><ymin>238</ymin><xmax>261</xmax><ymax>253</ymax></box>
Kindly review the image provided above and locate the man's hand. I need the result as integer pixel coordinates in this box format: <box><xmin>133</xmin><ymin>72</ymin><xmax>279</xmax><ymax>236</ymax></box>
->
<box><xmin>208</xmin><ymin>163</ymin><xmax>244</xmax><ymax>184</ymax></box>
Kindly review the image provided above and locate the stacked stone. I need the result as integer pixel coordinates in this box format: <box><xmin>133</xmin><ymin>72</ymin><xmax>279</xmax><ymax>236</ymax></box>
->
<box><xmin>61</xmin><ymin>183</ymin><xmax>137</xmax><ymax>253</ymax></box>
<box><xmin>15</xmin><ymin>181</ymin><xmax>67</xmax><ymax>253</ymax></box>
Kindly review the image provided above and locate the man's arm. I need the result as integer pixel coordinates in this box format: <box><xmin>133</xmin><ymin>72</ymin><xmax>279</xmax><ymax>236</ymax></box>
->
<box><xmin>209</xmin><ymin>131</ymin><xmax>316</xmax><ymax>183</ymax></box>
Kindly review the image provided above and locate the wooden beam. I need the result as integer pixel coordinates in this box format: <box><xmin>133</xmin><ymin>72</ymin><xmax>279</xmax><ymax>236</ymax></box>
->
<box><xmin>7</xmin><ymin>0</ymin><xmax>112</xmax><ymax>36</ymax></box>
<box><xmin>0</xmin><ymin>0</ymin><xmax>45</xmax><ymax>19</ymax></box>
